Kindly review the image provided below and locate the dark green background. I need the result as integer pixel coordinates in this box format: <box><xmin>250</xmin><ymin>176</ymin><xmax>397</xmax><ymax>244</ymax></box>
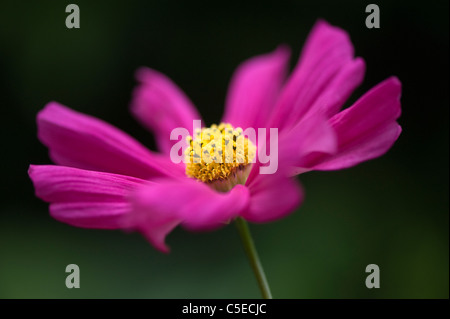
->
<box><xmin>0</xmin><ymin>1</ymin><xmax>448</xmax><ymax>298</ymax></box>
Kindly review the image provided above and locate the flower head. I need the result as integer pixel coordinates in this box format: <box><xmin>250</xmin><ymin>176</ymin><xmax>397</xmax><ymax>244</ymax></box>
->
<box><xmin>29</xmin><ymin>20</ymin><xmax>401</xmax><ymax>252</ymax></box>
<box><xmin>184</xmin><ymin>122</ymin><xmax>256</xmax><ymax>191</ymax></box>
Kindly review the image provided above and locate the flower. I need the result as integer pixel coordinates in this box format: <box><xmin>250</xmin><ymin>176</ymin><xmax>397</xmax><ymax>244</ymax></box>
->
<box><xmin>29</xmin><ymin>20</ymin><xmax>401</xmax><ymax>253</ymax></box>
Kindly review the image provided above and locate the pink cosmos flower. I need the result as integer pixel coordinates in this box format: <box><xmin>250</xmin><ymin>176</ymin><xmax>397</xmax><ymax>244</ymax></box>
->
<box><xmin>29</xmin><ymin>20</ymin><xmax>401</xmax><ymax>253</ymax></box>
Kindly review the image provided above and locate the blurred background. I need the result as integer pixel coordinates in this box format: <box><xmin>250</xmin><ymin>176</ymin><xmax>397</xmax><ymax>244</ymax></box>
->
<box><xmin>0</xmin><ymin>0</ymin><xmax>448</xmax><ymax>298</ymax></box>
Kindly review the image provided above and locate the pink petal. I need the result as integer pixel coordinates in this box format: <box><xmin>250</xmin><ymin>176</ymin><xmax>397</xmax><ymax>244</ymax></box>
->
<box><xmin>137</xmin><ymin>219</ymin><xmax>180</xmax><ymax>254</ymax></box>
<box><xmin>37</xmin><ymin>102</ymin><xmax>183</xmax><ymax>180</ymax></box>
<box><xmin>306</xmin><ymin>57</ymin><xmax>366</xmax><ymax>119</ymax></box>
<box><xmin>28</xmin><ymin>165</ymin><xmax>145</xmax><ymax>229</ymax></box>
<box><xmin>310</xmin><ymin>77</ymin><xmax>402</xmax><ymax>170</ymax></box>
<box><xmin>245</xmin><ymin>111</ymin><xmax>337</xmax><ymax>184</ymax></box>
<box><xmin>131</xmin><ymin>68</ymin><xmax>202</xmax><ymax>154</ymax></box>
<box><xmin>279</xmin><ymin>113</ymin><xmax>338</xmax><ymax>173</ymax></box>
<box><xmin>222</xmin><ymin>46</ymin><xmax>290</xmax><ymax>130</ymax></box>
<box><xmin>270</xmin><ymin>20</ymin><xmax>362</xmax><ymax>132</ymax></box>
<box><xmin>243</xmin><ymin>173</ymin><xmax>303</xmax><ymax>223</ymax></box>
<box><xmin>130</xmin><ymin>178</ymin><xmax>250</xmax><ymax>234</ymax></box>
<box><xmin>123</xmin><ymin>189</ymin><xmax>181</xmax><ymax>253</ymax></box>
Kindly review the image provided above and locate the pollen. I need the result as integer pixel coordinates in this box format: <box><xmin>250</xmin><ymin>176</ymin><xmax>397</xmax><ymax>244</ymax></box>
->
<box><xmin>185</xmin><ymin>123</ymin><xmax>256</xmax><ymax>192</ymax></box>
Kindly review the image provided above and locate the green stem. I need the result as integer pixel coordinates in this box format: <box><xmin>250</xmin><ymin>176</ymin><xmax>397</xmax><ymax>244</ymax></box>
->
<box><xmin>235</xmin><ymin>217</ymin><xmax>272</xmax><ymax>299</ymax></box>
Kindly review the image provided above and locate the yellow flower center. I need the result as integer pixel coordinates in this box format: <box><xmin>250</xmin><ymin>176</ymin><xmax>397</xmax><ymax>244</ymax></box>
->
<box><xmin>185</xmin><ymin>123</ymin><xmax>256</xmax><ymax>192</ymax></box>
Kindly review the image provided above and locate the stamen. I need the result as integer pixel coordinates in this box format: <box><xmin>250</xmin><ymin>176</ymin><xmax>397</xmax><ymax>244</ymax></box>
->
<box><xmin>185</xmin><ymin>123</ymin><xmax>256</xmax><ymax>192</ymax></box>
